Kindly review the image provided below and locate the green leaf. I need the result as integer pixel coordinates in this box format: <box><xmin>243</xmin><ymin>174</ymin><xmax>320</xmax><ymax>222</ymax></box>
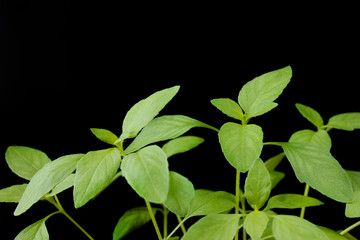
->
<box><xmin>210</xmin><ymin>98</ymin><xmax>244</xmax><ymax>120</ymax></box>
<box><xmin>5</xmin><ymin>146</ymin><xmax>51</xmax><ymax>180</ymax></box>
<box><xmin>272</xmin><ymin>215</ymin><xmax>330</xmax><ymax>240</ymax></box>
<box><xmin>238</xmin><ymin>66</ymin><xmax>292</xmax><ymax>119</ymax></box>
<box><xmin>162</xmin><ymin>136</ymin><xmax>204</xmax><ymax>158</ymax></box>
<box><xmin>113</xmin><ymin>207</ymin><xmax>153</xmax><ymax>240</ymax></box>
<box><xmin>244</xmin><ymin>210</ymin><xmax>269</xmax><ymax>240</ymax></box>
<box><xmin>125</xmin><ymin>115</ymin><xmax>217</xmax><ymax>154</ymax></box>
<box><xmin>295</xmin><ymin>103</ymin><xmax>324</xmax><ymax>129</ymax></box>
<box><xmin>121</xmin><ymin>145</ymin><xmax>169</xmax><ymax>203</ymax></box>
<box><xmin>264</xmin><ymin>194</ymin><xmax>323</xmax><ymax>211</ymax></box>
<box><xmin>15</xmin><ymin>217</ymin><xmax>49</xmax><ymax>240</ymax></box>
<box><xmin>0</xmin><ymin>184</ymin><xmax>27</xmax><ymax>203</ymax></box>
<box><xmin>265</xmin><ymin>153</ymin><xmax>285</xmax><ymax>171</ymax></box>
<box><xmin>244</xmin><ymin>159</ymin><xmax>271</xmax><ymax>210</ymax></box>
<box><xmin>91</xmin><ymin>128</ymin><xmax>118</xmax><ymax>145</ymax></box>
<box><xmin>14</xmin><ymin>154</ymin><xmax>84</xmax><ymax>216</ymax></box>
<box><xmin>47</xmin><ymin>174</ymin><xmax>75</xmax><ymax>197</ymax></box>
<box><xmin>182</xmin><ymin>214</ymin><xmax>241</xmax><ymax>240</ymax></box>
<box><xmin>275</xmin><ymin>142</ymin><xmax>353</xmax><ymax>203</ymax></box>
<box><xmin>219</xmin><ymin>122</ymin><xmax>263</xmax><ymax>172</ymax></box>
<box><xmin>163</xmin><ymin>171</ymin><xmax>195</xmax><ymax>217</ymax></box>
<box><xmin>74</xmin><ymin>148</ymin><xmax>121</xmax><ymax>208</ymax></box>
<box><xmin>120</xmin><ymin>86</ymin><xmax>180</xmax><ymax>140</ymax></box>
<box><xmin>289</xmin><ymin>129</ymin><xmax>332</xmax><ymax>152</ymax></box>
<box><xmin>346</xmin><ymin>190</ymin><xmax>360</xmax><ymax>218</ymax></box>
<box><xmin>318</xmin><ymin>226</ymin><xmax>349</xmax><ymax>240</ymax></box>
<box><xmin>346</xmin><ymin>170</ymin><xmax>360</xmax><ymax>192</ymax></box>
<box><xmin>327</xmin><ymin>113</ymin><xmax>360</xmax><ymax>131</ymax></box>
<box><xmin>185</xmin><ymin>190</ymin><xmax>236</xmax><ymax>219</ymax></box>
<box><xmin>269</xmin><ymin>171</ymin><xmax>285</xmax><ymax>190</ymax></box>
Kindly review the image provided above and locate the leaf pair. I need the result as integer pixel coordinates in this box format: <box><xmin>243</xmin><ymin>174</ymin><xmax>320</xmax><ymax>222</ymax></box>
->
<box><xmin>212</xmin><ymin>66</ymin><xmax>292</xmax><ymax>122</ymax></box>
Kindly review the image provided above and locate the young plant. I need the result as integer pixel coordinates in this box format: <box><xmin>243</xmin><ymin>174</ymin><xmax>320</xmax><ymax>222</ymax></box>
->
<box><xmin>1</xmin><ymin>66</ymin><xmax>360</xmax><ymax>239</ymax></box>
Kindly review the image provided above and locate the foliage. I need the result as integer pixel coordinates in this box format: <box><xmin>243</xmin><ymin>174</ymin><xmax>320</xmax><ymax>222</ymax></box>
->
<box><xmin>1</xmin><ymin>66</ymin><xmax>360</xmax><ymax>239</ymax></box>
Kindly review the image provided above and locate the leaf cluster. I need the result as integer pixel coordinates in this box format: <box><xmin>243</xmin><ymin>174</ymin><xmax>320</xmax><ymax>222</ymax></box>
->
<box><xmin>2</xmin><ymin>67</ymin><xmax>360</xmax><ymax>239</ymax></box>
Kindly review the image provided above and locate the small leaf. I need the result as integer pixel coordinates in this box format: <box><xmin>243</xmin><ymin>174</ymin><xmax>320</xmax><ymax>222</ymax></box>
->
<box><xmin>238</xmin><ymin>66</ymin><xmax>292</xmax><ymax>119</ymax></box>
<box><xmin>346</xmin><ymin>190</ymin><xmax>360</xmax><ymax>218</ymax></box>
<box><xmin>265</xmin><ymin>153</ymin><xmax>285</xmax><ymax>171</ymax></box>
<box><xmin>182</xmin><ymin>214</ymin><xmax>241</xmax><ymax>240</ymax></box>
<box><xmin>186</xmin><ymin>190</ymin><xmax>236</xmax><ymax>219</ymax></box>
<box><xmin>0</xmin><ymin>184</ymin><xmax>27</xmax><ymax>203</ymax></box>
<box><xmin>47</xmin><ymin>174</ymin><xmax>75</xmax><ymax>197</ymax></box>
<box><xmin>164</xmin><ymin>171</ymin><xmax>195</xmax><ymax>217</ymax></box>
<box><xmin>244</xmin><ymin>211</ymin><xmax>269</xmax><ymax>240</ymax></box>
<box><xmin>327</xmin><ymin>113</ymin><xmax>360</xmax><ymax>131</ymax></box>
<box><xmin>219</xmin><ymin>122</ymin><xmax>263</xmax><ymax>172</ymax></box>
<box><xmin>318</xmin><ymin>226</ymin><xmax>349</xmax><ymax>240</ymax></box>
<box><xmin>289</xmin><ymin>129</ymin><xmax>332</xmax><ymax>151</ymax></box>
<box><xmin>125</xmin><ymin>115</ymin><xmax>217</xmax><ymax>154</ymax></box>
<box><xmin>121</xmin><ymin>145</ymin><xmax>169</xmax><ymax>203</ymax></box>
<box><xmin>275</xmin><ymin>142</ymin><xmax>353</xmax><ymax>203</ymax></box>
<box><xmin>120</xmin><ymin>86</ymin><xmax>180</xmax><ymax>140</ymax></box>
<box><xmin>244</xmin><ymin>159</ymin><xmax>271</xmax><ymax>210</ymax></box>
<box><xmin>269</xmin><ymin>171</ymin><xmax>285</xmax><ymax>190</ymax></box>
<box><xmin>113</xmin><ymin>207</ymin><xmax>153</xmax><ymax>240</ymax></box>
<box><xmin>15</xmin><ymin>217</ymin><xmax>49</xmax><ymax>240</ymax></box>
<box><xmin>74</xmin><ymin>148</ymin><xmax>121</xmax><ymax>208</ymax></box>
<box><xmin>264</xmin><ymin>194</ymin><xmax>323</xmax><ymax>211</ymax></box>
<box><xmin>162</xmin><ymin>136</ymin><xmax>204</xmax><ymax>158</ymax></box>
<box><xmin>15</xmin><ymin>154</ymin><xmax>84</xmax><ymax>216</ymax></box>
<box><xmin>272</xmin><ymin>215</ymin><xmax>330</xmax><ymax>240</ymax></box>
<box><xmin>210</xmin><ymin>98</ymin><xmax>244</xmax><ymax>120</ymax></box>
<box><xmin>91</xmin><ymin>128</ymin><xmax>118</xmax><ymax>145</ymax></box>
<box><xmin>346</xmin><ymin>170</ymin><xmax>360</xmax><ymax>192</ymax></box>
<box><xmin>295</xmin><ymin>103</ymin><xmax>324</xmax><ymax>129</ymax></box>
<box><xmin>5</xmin><ymin>146</ymin><xmax>51</xmax><ymax>180</ymax></box>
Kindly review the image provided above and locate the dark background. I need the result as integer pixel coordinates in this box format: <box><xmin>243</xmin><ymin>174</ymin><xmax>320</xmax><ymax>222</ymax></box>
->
<box><xmin>1</xmin><ymin>1</ymin><xmax>360</xmax><ymax>239</ymax></box>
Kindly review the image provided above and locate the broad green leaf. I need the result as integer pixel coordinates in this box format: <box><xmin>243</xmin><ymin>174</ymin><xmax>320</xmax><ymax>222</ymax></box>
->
<box><xmin>275</xmin><ymin>142</ymin><xmax>353</xmax><ymax>203</ymax></box>
<box><xmin>47</xmin><ymin>174</ymin><xmax>75</xmax><ymax>197</ymax></box>
<box><xmin>238</xmin><ymin>66</ymin><xmax>292</xmax><ymax>119</ymax></box>
<box><xmin>121</xmin><ymin>145</ymin><xmax>169</xmax><ymax>203</ymax></box>
<box><xmin>269</xmin><ymin>171</ymin><xmax>285</xmax><ymax>190</ymax></box>
<box><xmin>219</xmin><ymin>122</ymin><xmax>263</xmax><ymax>172</ymax></box>
<box><xmin>5</xmin><ymin>146</ymin><xmax>51</xmax><ymax>180</ymax></box>
<box><xmin>264</xmin><ymin>194</ymin><xmax>323</xmax><ymax>211</ymax></box>
<box><xmin>244</xmin><ymin>159</ymin><xmax>271</xmax><ymax>210</ymax></box>
<box><xmin>289</xmin><ymin>129</ymin><xmax>332</xmax><ymax>151</ymax></box>
<box><xmin>15</xmin><ymin>217</ymin><xmax>49</xmax><ymax>240</ymax></box>
<box><xmin>162</xmin><ymin>136</ymin><xmax>204</xmax><ymax>158</ymax></box>
<box><xmin>90</xmin><ymin>128</ymin><xmax>118</xmax><ymax>145</ymax></box>
<box><xmin>327</xmin><ymin>113</ymin><xmax>360</xmax><ymax>131</ymax></box>
<box><xmin>125</xmin><ymin>115</ymin><xmax>217</xmax><ymax>154</ymax></box>
<box><xmin>272</xmin><ymin>215</ymin><xmax>330</xmax><ymax>240</ymax></box>
<box><xmin>113</xmin><ymin>207</ymin><xmax>153</xmax><ymax>240</ymax></box>
<box><xmin>15</xmin><ymin>154</ymin><xmax>84</xmax><ymax>216</ymax></box>
<box><xmin>182</xmin><ymin>214</ymin><xmax>241</xmax><ymax>240</ymax></box>
<box><xmin>120</xmin><ymin>86</ymin><xmax>180</xmax><ymax>140</ymax></box>
<box><xmin>186</xmin><ymin>190</ymin><xmax>236</xmax><ymax>219</ymax></box>
<box><xmin>210</xmin><ymin>98</ymin><xmax>244</xmax><ymax>120</ymax></box>
<box><xmin>0</xmin><ymin>184</ymin><xmax>27</xmax><ymax>203</ymax></box>
<box><xmin>346</xmin><ymin>170</ymin><xmax>360</xmax><ymax>192</ymax></box>
<box><xmin>244</xmin><ymin>210</ymin><xmax>269</xmax><ymax>240</ymax></box>
<box><xmin>74</xmin><ymin>148</ymin><xmax>121</xmax><ymax>208</ymax></box>
<box><xmin>346</xmin><ymin>190</ymin><xmax>360</xmax><ymax>218</ymax></box>
<box><xmin>295</xmin><ymin>103</ymin><xmax>324</xmax><ymax>129</ymax></box>
<box><xmin>318</xmin><ymin>226</ymin><xmax>349</xmax><ymax>240</ymax></box>
<box><xmin>164</xmin><ymin>171</ymin><xmax>195</xmax><ymax>217</ymax></box>
<box><xmin>265</xmin><ymin>153</ymin><xmax>285</xmax><ymax>171</ymax></box>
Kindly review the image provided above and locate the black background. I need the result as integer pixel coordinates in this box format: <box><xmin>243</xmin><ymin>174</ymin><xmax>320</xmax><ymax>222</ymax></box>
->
<box><xmin>1</xmin><ymin>1</ymin><xmax>360</xmax><ymax>239</ymax></box>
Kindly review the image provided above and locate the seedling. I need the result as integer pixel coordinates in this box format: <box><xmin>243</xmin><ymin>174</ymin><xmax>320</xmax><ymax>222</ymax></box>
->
<box><xmin>1</xmin><ymin>66</ymin><xmax>360</xmax><ymax>239</ymax></box>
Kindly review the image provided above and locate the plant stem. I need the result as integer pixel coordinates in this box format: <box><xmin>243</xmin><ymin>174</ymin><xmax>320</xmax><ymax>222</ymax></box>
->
<box><xmin>166</xmin><ymin>218</ymin><xmax>187</xmax><ymax>240</ymax></box>
<box><xmin>234</xmin><ymin>170</ymin><xmax>241</xmax><ymax>240</ymax></box>
<box><xmin>145</xmin><ymin>200</ymin><xmax>163</xmax><ymax>240</ymax></box>
<box><xmin>340</xmin><ymin>220</ymin><xmax>360</xmax><ymax>235</ymax></box>
<box><xmin>176</xmin><ymin>216</ymin><xmax>187</xmax><ymax>235</ymax></box>
<box><xmin>163</xmin><ymin>206</ymin><xmax>169</xmax><ymax>239</ymax></box>
<box><xmin>49</xmin><ymin>196</ymin><xmax>94</xmax><ymax>240</ymax></box>
<box><xmin>300</xmin><ymin>183</ymin><xmax>310</xmax><ymax>219</ymax></box>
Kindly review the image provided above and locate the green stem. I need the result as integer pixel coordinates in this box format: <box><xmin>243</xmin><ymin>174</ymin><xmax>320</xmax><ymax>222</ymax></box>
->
<box><xmin>166</xmin><ymin>218</ymin><xmax>187</xmax><ymax>240</ymax></box>
<box><xmin>235</xmin><ymin>170</ymin><xmax>243</xmax><ymax>240</ymax></box>
<box><xmin>340</xmin><ymin>220</ymin><xmax>360</xmax><ymax>235</ymax></box>
<box><xmin>176</xmin><ymin>216</ymin><xmax>187</xmax><ymax>235</ymax></box>
<box><xmin>163</xmin><ymin>206</ymin><xmax>169</xmax><ymax>239</ymax></box>
<box><xmin>145</xmin><ymin>200</ymin><xmax>163</xmax><ymax>240</ymax></box>
<box><xmin>300</xmin><ymin>184</ymin><xmax>310</xmax><ymax>219</ymax></box>
<box><xmin>49</xmin><ymin>196</ymin><xmax>94</xmax><ymax>240</ymax></box>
